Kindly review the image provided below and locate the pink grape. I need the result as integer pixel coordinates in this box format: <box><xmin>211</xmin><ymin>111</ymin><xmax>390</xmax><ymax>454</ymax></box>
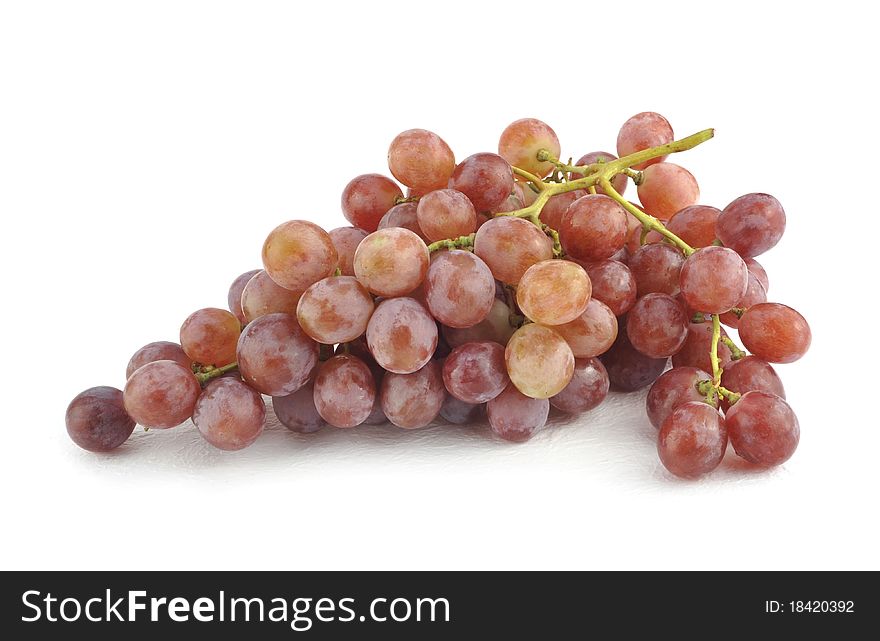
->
<box><xmin>262</xmin><ymin>220</ymin><xmax>337</xmax><ymax>293</ymax></box>
<box><xmin>646</xmin><ymin>366</ymin><xmax>712</xmax><ymax>430</ymax></box>
<box><xmin>388</xmin><ymin>129</ymin><xmax>455</xmax><ymax>193</ymax></box>
<box><xmin>665</xmin><ymin>205</ymin><xmax>719</xmax><ymax>248</ymax></box>
<box><xmin>66</xmin><ymin>386</ymin><xmax>135</xmax><ymax>452</ymax></box>
<box><xmin>366</xmin><ymin>297</ymin><xmax>437</xmax><ymax>374</ymax></box>
<box><xmin>227</xmin><ymin>269</ymin><xmax>261</xmax><ymax>325</ymax></box>
<box><xmin>626</xmin><ymin>293</ymin><xmax>689</xmax><ymax>358</ymax></box>
<box><xmin>516</xmin><ymin>260</ymin><xmax>591</xmax><ymax>326</ymax></box>
<box><xmin>380</xmin><ymin>361</ymin><xmax>445</xmax><ymax>429</ymax></box>
<box><xmin>241</xmin><ymin>270</ymin><xmax>301</xmax><ymax>323</ymax></box>
<box><xmin>560</xmin><ymin>194</ymin><xmax>628</xmax><ymax>261</ymax></box>
<box><xmin>539</xmin><ymin>190</ymin><xmax>586</xmax><ymax>231</ymax></box>
<box><xmin>716</xmin><ymin>193</ymin><xmax>786</xmax><ymax>258</ymax></box>
<box><xmin>440</xmin><ymin>396</ymin><xmax>484</xmax><ymax>425</ymax></box>
<box><xmin>671</xmin><ymin>321</ymin><xmax>733</xmax><ymax>373</ymax></box>
<box><xmin>442</xmin><ymin>341</ymin><xmax>508</xmax><ymax>403</ymax></box>
<box><xmin>549</xmin><ymin>357</ymin><xmax>609</xmax><ymax>414</ymax></box>
<box><xmin>719</xmin><ymin>272</ymin><xmax>767</xmax><ymax>328</ymax></box>
<box><xmin>448</xmin><ymin>152</ymin><xmax>514</xmax><ymax>212</ymax></box>
<box><xmin>313</xmin><ymin>355</ymin><xmax>376</xmax><ymax>428</ymax></box>
<box><xmin>123</xmin><ymin>360</ymin><xmax>201</xmax><ymax>429</ymax></box>
<box><xmin>498</xmin><ymin>118</ymin><xmax>561</xmax><ymax>178</ymax></box>
<box><xmin>738</xmin><ymin>303</ymin><xmax>811</xmax><ymax>364</ymax></box>
<box><xmin>720</xmin><ymin>356</ymin><xmax>785</xmax><ymax>413</ymax></box>
<box><xmin>353</xmin><ymin>227</ymin><xmax>429</xmax><ymax>297</ymax></box>
<box><xmin>628</xmin><ymin>243</ymin><xmax>685</xmax><ymax>296</ymax></box>
<box><xmin>505</xmin><ymin>324</ymin><xmax>574</xmax><ymax>399</ymax></box>
<box><xmin>569</xmin><ymin>151</ymin><xmax>627</xmax><ymax>196</ymax></box>
<box><xmin>473</xmin><ymin>216</ymin><xmax>552</xmax><ymax>284</ymax></box>
<box><xmin>616</xmin><ymin>112</ymin><xmax>674</xmax><ymax>170</ymax></box>
<box><xmin>637</xmin><ymin>163</ymin><xmax>699</xmax><ymax>221</ymax></box>
<box><xmin>179</xmin><ymin>307</ymin><xmax>241</xmax><ymax>367</ymax></box>
<box><xmin>272</xmin><ymin>380</ymin><xmax>326</xmax><ymax>434</ymax></box>
<box><xmin>425</xmin><ymin>250</ymin><xmax>494</xmax><ymax>328</ymax></box>
<box><xmin>296</xmin><ymin>275</ymin><xmax>374</xmax><ymax>344</ymax></box>
<box><xmin>601</xmin><ymin>325</ymin><xmax>668</xmax><ymax>391</ymax></box>
<box><xmin>680</xmin><ymin>246</ymin><xmax>749</xmax><ymax>313</ymax></box>
<box><xmin>378</xmin><ymin>202</ymin><xmax>428</xmax><ymax>241</ymax></box>
<box><xmin>341</xmin><ymin>174</ymin><xmax>402</xmax><ymax>232</ymax></box>
<box><xmin>658</xmin><ymin>402</ymin><xmax>727</xmax><ymax>479</ymax></box>
<box><xmin>553</xmin><ymin>298</ymin><xmax>618</xmax><ymax>358</ymax></box>
<box><xmin>236</xmin><ymin>313</ymin><xmax>319</xmax><ymax>396</ymax></box>
<box><xmin>126</xmin><ymin>341</ymin><xmax>192</xmax><ymax>380</ymax></box>
<box><xmin>745</xmin><ymin>257</ymin><xmax>770</xmax><ymax>293</ymax></box>
<box><xmin>193</xmin><ymin>378</ymin><xmax>265</xmax><ymax>451</ymax></box>
<box><xmin>726</xmin><ymin>391</ymin><xmax>799</xmax><ymax>466</ymax></box>
<box><xmin>487</xmin><ymin>384</ymin><xmax>549</xmax><ymax>442</ymax></box>
<box><xmin>416</xmin><ymin>188</ymin><xmax>477</xmax><ymax>242</ymax></box>
<box><xmin>329</xmin><ymin>227</ymin><xmax>369</xmax><ymax>277</ymax></box>
<box><xmin>584</xmin><ymin>260</ymin><xmax>637</xmax><ymax>316</ymax></box>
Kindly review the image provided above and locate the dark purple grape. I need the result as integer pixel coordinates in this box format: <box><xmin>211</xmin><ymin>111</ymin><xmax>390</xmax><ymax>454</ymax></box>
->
<box><xmin>439</xmin><ymin>396</ymin><xmax>484</xmax><ymax>425</ymax></box>
<box><xmin>549</xmin><ymin>357</ymin><xmax>609</xmax><ymax>413</ymax></box>
<box><xmin>601</xmin><ymin>324</ymin><xmax>668</xmax><ymax>391</ymax></box>
<box><xmin>487</xmin><ymin>384</ymin><xmax>549</xmax><ymax>442</ymax></box>
<box><xmin>272</xmin><ymin>380</ymin><xmax>325</xmax><ymax>434</ymax></box>
<box><xmin>66</xmin><ymin>386</ymin><xmax>135</xmax><ymax>452</ymax></box>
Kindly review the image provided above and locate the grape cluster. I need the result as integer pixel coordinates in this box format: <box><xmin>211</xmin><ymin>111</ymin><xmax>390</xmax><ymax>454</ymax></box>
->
<box><xmin>66</xmin><ymin>113</ymin><xmax>811</xmax><ymax>481</ymax></box>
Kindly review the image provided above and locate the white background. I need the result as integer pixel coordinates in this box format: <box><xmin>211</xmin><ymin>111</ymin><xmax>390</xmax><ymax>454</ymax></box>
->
<box><xmin>1</xmin><ymin>0</ymin><xmax>877</xmax><ymax>571</ymax></box>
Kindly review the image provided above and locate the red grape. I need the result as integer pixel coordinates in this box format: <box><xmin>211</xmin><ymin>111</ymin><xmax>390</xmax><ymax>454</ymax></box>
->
<box><xmin>416</xmin><ymin>188</ymin><xmax>477</xmax><ymax>242</ymax></box>
<box><xmin>313</xmin><ymin>354</ymin><xmax>376</xmax><ymax>428</ymax></box>
<box><xmin>601</xmin><ymin>324</ymin><xmax>668</xmax><ymax>391</ymax></box>
<box><xmin>560</xmin><ymin>194</ymin><xmax>628</xmax><ymax>261</ymax></box>
<box><xmin>262</xmin><ymin>220</ymin><xmax>337</xmax><ymax>293</ymax></box>
<box><xmin>366</xmin><ymin>297</ymin><xmax>437</xmax><ymax>374</ymax></box>
<box><xmin>353</xmin><ymin>227</ymin><xmax>429</xmax><ymax>297</ymax></box>
<box><xmin>123</xmin><ymin>360</ymin><xmax>201</xmax><ymax>429</ymax></box>
<box><xmin>628</xmin><ymin>243</ymin><xmax>685</xmax><ymax>296</ymax></box>
<box><xmin>680</xmin><ymin>246</ymin><xmax>749</xmax><ymax>313</ymax></box>
<box><xmin>388</xmin><ymin>129</ymin><xmax>455</xmax><ymax>194</ymax></box>
<box><xmin>726</xmin><ymin>391</ymin><xmax>799</xmax><ymax>466</ymax></box>
<box><xmin>380</xmin><ymin>361</ymin><xmax>445</xmax><ymax>429</ymax></box>
<box><xmin>487</xmin><ymin>384</ymin><xmax>549</xmax><ymax>442</ymax></box>
<box><xmin>665</xmin><ymin>205</ymin><xmax>719</xmax><ymax>248</ymax></box>
<box><xmin>66</xmin><ymin>386</ymin><xmax>135</xmax><ymax>452</ymax></box>
<box><xmin>584</xmin><ymin>260</ymin><xmax>637</xmax><ymax>316</ymax></box>
<box><xmin>646</xmin><ymin>366</ymin><xmax>712</xmax><ymax>429</ymax></box>
<box><xmin>328</xmin><ymin>226</ymin><xmax>369</xmax><ymax>277</ymax></box>
<box><xmin>424</xmin><ymin>250</ymin><xmax>495</xmax><ymax>328</ymax></box>
<box><xmin>448</xmin><ymin>152</ymin><xmax>514</xmax><ymax>212</ymax></box>
<box><xmin>442</xmin><ymin>341</ymin><xmax>508</xmax><ymax>403</ymax></box>
<box><xmin>272</xmin><ymin>380</ymin><xmax>326</xmax><ymax>434</ymax></box>
<box><xmin>616</xmin><ymin>112</ymin><xmax>673</xmax><ymax>170</ymax></box>
<box><xmin>538</xmin><ymin>190</ymin><xmax>586</xmax><ymax>231</ymax></box>
<box><xmin>179</xmin><ymin>308</ymin><xmax>241</xmax><ymax>367</ymax></box>
<box><xmin>236</xmin><ymin>313</ymin><xmax>319</xmax><ymax>396</ymax></box>
<box><xmin>442</xmin><ymin>298</ymin><xmax>515</xmax><ymax>348</ymax></box>
<box><xmin>553</xmin><ymin>298</ymin><xmax>618</xmax><ymax>358</ymax></box>
<box><xmin>378</xmin><ymin>201</ymin><xmax>427</xmax><ymax>241</ymax></box>
<box><xmin>570</xmin><ymin>151</ymin><xmax>627</xmax><ymax>196</ymax></box>
<box><xmin>241</xmin><ymin>269</ymin><xmax>301</xmax><ymax>322</ymax></box>
<box><xmin>296</xmin><ymin>275</ymin><xmax>374</xmax><ymax>344</ymax></box>
<box><xmin>658</xmin><ymin>402</ymin><xmax>727</xmax><ymax>479</ymax></box>
<box><xmin>505</xmin><ymin>323</ymin><xmax>574</xmax><ymax>399</ymax></box>
<box><xmin>516</xmin><ymin>260</ymin><xmax>591</xmax><ymax>326</ymax></box>
<box><xmin>719</xmin><ymin>271</ymin><xmax>767</xmax><ymax>328</ymax></box>
<box><xmin>671</xmin><ymin>321</ymin><xmax>733</xmax><ymax>373</ymax></box>
<box><xmin>498</xmin><ymin>118</ymin><xmax>561</xmax><ymax>178</ymax></box>
<box><xmin>745</xmin><ymin>257</ymin><xmax>769</xmax><ymax>293</ymax></box>
<box><xmin>126</xmin><ymin>341</ymin><xmax>192</xmax><ymax>380</ymax></box>
<box><xmin>719</xmin><ymin>356</ymin><xmax>785</xmax><ymax>413</ymax></box>
<box><xmin>473</xmin><ymin>216</ymin><xmax>552</xmax><ymax>284</ymax></box>
<box><xmin>549</xmin><ymin>357</ymin><xmax>609</xmax><ymax>413</ymax></box>
<box><xmin>340</xmin><ymin>173</ymin><xmax>402</xmax><ymax>232</ymax></box>
<box><xmin>440</xmin><ymin>396</ymin><xmax>484</xmax><ymax>425</ymax></box>
<box><xmin>738</xmin><ymin>303</ymin><xmax>811</xmax><ymax>363</ymax></box>
<box><xmin>227</xmin><ymin>269</ymin><xmax>261</xmax><ymax>325</ymax></box>
<box><xmin>637</xmin><ymin>163</ymin><xmax>699</xmax><ymax>221</ymax></box>
<box><xmin>193</xmin><ymin>378</ymin><xmax>265</xmax><ymax>451</ymax></box>
<box><xmin>626</xmin><ymin>293</ymin><xmax>689</xmax><ymax>358</ymax></box>
<box><xmin>716</xmin><ymin>193</ymin><xmax>786</xmax><ymax>258</ymax></box>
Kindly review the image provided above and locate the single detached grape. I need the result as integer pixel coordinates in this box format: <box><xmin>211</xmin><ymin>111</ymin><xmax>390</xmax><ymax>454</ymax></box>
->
<box><xmin>272</xmin><ymin>380</ymin><xmax>325</xmax><ymax>434</ymax></box>
<box><xmin>680</xmin><ymin>246</ymin><xmax>749</xmax><ymax>313</ymax></box>
<box><xmin>448</xmin><ymin>152</ymin><xmax>514</xmax><ymax>212</ymax></box>
<box><xmin>665</xmin><ymin>205</ymin><xmax>719</xmax><ymax>248</ymax></box>
<box><xmin>498</xmin><ymin>118</ymin><xmax>561</xmax><ymax>178</ymax></box>
<box><xmin>425</xmin><ymin>250</ymin><xmax>494</xmax><ymax>328</ymax></box>
<box><xmin>516</xmin><ymin>260</ymin><xmax>591</xmax><ymax>326</ymax></box>
<box><xmin>296</xmin><ymin>275</ymin><xmax>374</xmax><ymax>344</ymax></box>
<box><xmin>553</xmin><ymin>298</ymin><xmax>618</xmax><ymax>358</ymax></box>
<box><xmin>505</xmin><ymin>323</ymin><xmax>574</xmax><ymax>399</ymax></box>
<box><xmin>538</xmin><ymin>190</ymin><xmax>586</xmax><ymax>231</ymax></box>
<box><xmin>584</xmin><ymin>260</ymin><xmax>637</xmax><ymax>316</ymax></box>
<box><xmin>738</xmin><ymin>303</ymin><xmax>811</xmax><ymax>363</ymax></box>
<box><xmin>719</xmin><ymin>271</ymin><xmax>767</xmax><ymax>328</ymax></box>
<box><xmin>341</xmin><ymin>173</ymin><xmax>402</xmax><ymax>232</ymax></box>
<box><xmin>378</xmin><ymin>202</ymin><xmax>427</xmax><ymax>241</ymax></box>
<box><xmin>600</xmin><ymin>325</ymin><xmax>668</xmax><ymax>392</ymax></box>
<box><xmin>658</xmin><ymin>402</ymin><xmax>727</xmax><ymax>479</ymax></box>
<box><xmin>570</xmin><ymin>151</ymin><xmax>627</xmax><ymax>196</ymax></box>
<box><xmin>180</xmin><ymin>307</ymin><xmax>241</xmax><ymax>367</ymax></box>
<box><xmin>627</xmin><ymin>293</ymin><xmax>689</xmax><ymax>358</ymax></box>
<box><xmin>236</xmin><ymin>313</ymin><xmax>319</xmax><ymax>396</ymax></box>
<box><xmin>262</xmin><ymin>220</ymin><xmax>338</xmax><ymax>293</ymax></box>
<box><xmin>227</xmin><ymin>269</ymin><xmax>261</xmax><ymax>325</ymax></box>
<box><xmin>241</xmin><ymin>270</ymin><xmax>301</xmax><ymax>323</ymax></box>
<box><xmin>549</xmin><ymin>357</ymin><xmax>609</xmax><ymax>414</ymax></box>
<box><xmin>416</xmin><ymin>188</ymin><xmax>477</xmax><ymax>242</ymax></box>
<box><xmin>380</xmin><ymin>361</ymin><xmax>445</xmax><ymax>429</ymax></box>
<box><xmin>353</xmin><ymin>227</ymin><xmax>430</xmax><ymax>297</ymax></box>
<box><xmin>387</xmin><ymin>129</ymin><xmax>455</xmax><ymax>193</ymax></box>
<box><xmin>716</xmin><ymin>193</ymin><xmax>786</xmax><ymax>258</ymax></box>
<box><xmin>646</xmin><ymin>366</ymin><xmax>712</xmax><ymax>430</ymax></box>
<box><xmin>726</xmin><ymin>391</ymin><xmax>799</xmax><ymax>466</ymax></box>
<box><xmin>126</xmin><ymin>341</ymin><xmax>192</xmax><ymax>380</ymax></box>
<box><xmin>487</xmin><ymin>384</ymin><xmax>549</xmax><ymax>442</ymax></box>
<box><xmin>671</xmin><ymin>321</ymin><xmax>733</xmax><ymax>373</ymax></box>
<box><xmin>473</xmin><ymin>216</ymin><xmax>552</xmax><ymax>284</ymax></box>
<box><xmin>123</xmin><ymin>360</ymin><xmax>202</xmax><ymax>429</ymax></box>
<box><xmin>442</xmin><ymin>298</ymin><xmax>515</xmax><ymax>348</ymax></box>
<box><xmin>66</xmin><ymin>386</ymin><xmax>135</xmax><ymax>452</ymax></box>
<box><xmin>637</xmin><ymin>162</ymin><xmax>699</xmax><ymax>221</ymax></box>
<box><xmin>366</xmin><ymin>297</ymin><xmax>438</xmax><ymax>374</ymax></box>
<box><xmin>628</xmin><ymin>243</ymin><xmax>686</xmax><ymax>296</ymax></box>
<box><xmin>720</xmin><ymin>356</ymin><xmax>785</xmax><ymax>413</ymax></box>
<box><xmin>313</xmin><ymin>354</ymin><xmax>376</xmax><ymax>428</ymax></box>
<box><xmin>559</xmin><ymin>194</ymin><xmax>628</xmax><ymax>261</ymax></box>
<box><xmin>439</xmin><ymin>395</ymin><xmax>484</xmax><ymax>425</ymax></box>
<box><xmin>616</xmin><ymin>112</ymin><xmax>674</xmax><ymax>170</ymax></box>
<box><xmin>329</xmin><ymin>226</ymin><xmax>369</xmax><ymax>277</ymax></box>
<box><xmin>193</xmin><ymin>378</ymin><xmax>265</xmax><ymax>451</ymax></box>
<box><xmin>442</xmin><ymin>341</ymin><xmax>508</xmax><ymax>404</ymax></box>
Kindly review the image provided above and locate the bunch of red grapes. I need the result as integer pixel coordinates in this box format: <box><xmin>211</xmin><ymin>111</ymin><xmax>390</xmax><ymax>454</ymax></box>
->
<box><xmin>65</xmin><ymin>113</ymin><xmax>811</xmax><ymax>480</ymax></box>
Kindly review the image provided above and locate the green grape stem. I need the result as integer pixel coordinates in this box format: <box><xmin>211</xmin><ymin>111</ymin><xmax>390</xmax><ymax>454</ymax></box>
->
<box><xmin>194</xmin><ymin>362</ymin><xmax>239</xmax><ymax>385</ymax></box>
<box><xmin>720</xmin><ymin>336</ymin><xmax>747</xmax><ymax>360</ymax></box>
<box><xmin>427</xmin><ymin>233</ymin><xmax>476</xmax><ymax>253</ymax></box>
